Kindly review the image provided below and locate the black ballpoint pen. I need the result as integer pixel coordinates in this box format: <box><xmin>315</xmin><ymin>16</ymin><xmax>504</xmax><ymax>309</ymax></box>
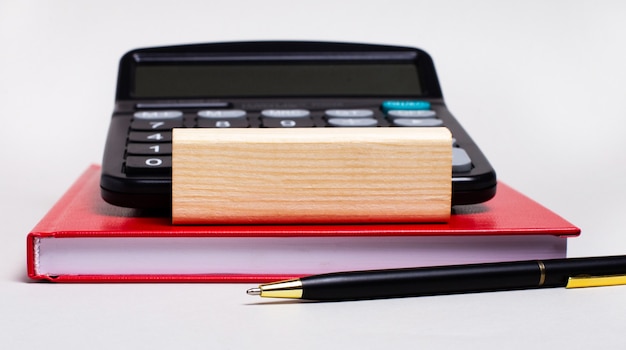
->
<box><xmin>246</xmin><ymin>255</ymin><xmax>626</xmax><ymax>301</ymax></box>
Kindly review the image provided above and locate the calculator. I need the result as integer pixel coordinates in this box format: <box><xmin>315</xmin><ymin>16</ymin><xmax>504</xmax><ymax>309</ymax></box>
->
<box><xmin>100</xmin><ymin>41</ymin><xmax>497</xmax><ymax>208</ymax></box>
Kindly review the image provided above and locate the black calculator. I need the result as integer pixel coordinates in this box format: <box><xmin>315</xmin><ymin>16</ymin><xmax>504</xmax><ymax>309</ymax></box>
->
<box><xmin>100</xmin><ymin>41</ymin><xmax>497</xmax><ymax>208</ymax></box>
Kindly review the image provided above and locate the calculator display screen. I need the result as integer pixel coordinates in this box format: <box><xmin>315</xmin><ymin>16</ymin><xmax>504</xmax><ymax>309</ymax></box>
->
<box><xmin>132</xmin><ymin>63</ymin><xmax>422</xmax><ymax>98</ymax></box>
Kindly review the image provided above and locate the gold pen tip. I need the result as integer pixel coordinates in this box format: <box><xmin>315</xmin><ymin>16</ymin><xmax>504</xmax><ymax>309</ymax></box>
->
<box><xmin>247</xmin><ymin>288</ymin><xmax>261</xmax><ymax>296</ymax></box>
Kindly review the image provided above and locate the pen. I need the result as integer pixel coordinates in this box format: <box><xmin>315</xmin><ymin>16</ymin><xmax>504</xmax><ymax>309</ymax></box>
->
<box><xmin>246</xmin><ymin>255</ymin><xmax>626</xmax><ymax>301</ymax></box>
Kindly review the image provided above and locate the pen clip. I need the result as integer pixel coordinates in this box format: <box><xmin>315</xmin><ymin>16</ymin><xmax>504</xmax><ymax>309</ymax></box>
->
<box><xmin>566</xmin><ymin>274</ymin><xmax>626</xmax><ymax>289</ymax></box>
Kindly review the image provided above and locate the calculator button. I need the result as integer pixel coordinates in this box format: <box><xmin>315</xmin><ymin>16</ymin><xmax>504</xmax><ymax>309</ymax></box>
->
<box><xmin>452</xmin><ymin>148</ymin><xmax>472</xmax><ymax>173</ymax></box>
<box><xmin>392</xmin><ymin>118</ymin><xmax>443</xmax><ymax>127</ymax></box>
<box><xmin>381</xmin><ymin>100</ymin><xmax>431</xmax><ymax>112</ymax></box>
<box><xmin>130</xmin><ymin>119</ymin><xmax>183</xmax><ymax>131</ymax></box>
<box><xmin>262</xmin><ymin>118</ymin><xmax>315</xmax><ymax>128</ymax></box>
<box><xmin>127</xmin><ymin>143</ymin><xmax>172</xmax><ymax>155</ymax></box>
<box><xmin>198</xmin><ymin>110</ymin><xmax>247</xmax><ymax>119</ymax></box>
<box><xmin>133</xmin><ymin>111</ymin><xmax>183</xmax><ymax>120</ymax></box>
<box><xmin>387</xmin><ymin>110</ymin><xmax>437</xmax><ymax>118</ymax></box>
<box><xmin>261</xmin><ymin>109</ymin><xmax>311</xmax><ymax>118</ymax></box>
<box><xmin>325</xmin><ymin>109</ymin><xmax>374</xmax><ymax>118</ymax></box>
<box><xmin>327</xmin><ymin>117</ymin><xmax>378</xmax><ymax>127</ymax></box>
<box><xmin>125</xmin><ymin>156</ymin><xmax>172</xmax><ymax>175</ymax></box>
<box><xmin>197</xmin><ymin>118</ymin><xmax>249</xmax><ymax>128</ymax></box>
<box><xmin>128</xmin><ymin>131</ymin><xmax>172</xmax><ymax>142</ymax></box>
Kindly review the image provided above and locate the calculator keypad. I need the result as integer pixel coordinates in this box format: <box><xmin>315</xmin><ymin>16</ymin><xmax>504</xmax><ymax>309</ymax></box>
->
<box><xmin>123</xmin><ymin>101</ymin><xmax>474</xmax><ymax>175</ymax></box>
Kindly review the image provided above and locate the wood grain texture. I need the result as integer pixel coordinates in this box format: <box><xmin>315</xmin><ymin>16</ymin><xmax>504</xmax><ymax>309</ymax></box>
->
<box><xmin>172</xmin><ymin>128</ymin><xmax>452</xmax><ymax>224</ymax></box>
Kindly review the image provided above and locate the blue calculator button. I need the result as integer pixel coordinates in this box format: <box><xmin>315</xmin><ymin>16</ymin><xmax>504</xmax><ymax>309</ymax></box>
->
<box><xmin>382</xmin><ymin>100</ymin><xmax>431</xmax><ymax>112</ymax></box>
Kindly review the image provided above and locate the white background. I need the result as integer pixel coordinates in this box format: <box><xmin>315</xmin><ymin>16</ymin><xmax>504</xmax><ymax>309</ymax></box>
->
<box><xmin>2</xmin><ymin>1</ymin><xmax>626</xmax><ymax>348</ymax></box>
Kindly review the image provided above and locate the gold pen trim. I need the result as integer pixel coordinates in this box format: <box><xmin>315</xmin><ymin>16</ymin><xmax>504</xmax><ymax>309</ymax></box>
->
<box><xmin>537</xmin><ymin>261</ymin><xmax>546</xmax><ymax>286</ymax></box>
<box><xmin>257</xmin><ymin>279</ymin><xmax>304</xmax><ymax>299</ymax></box>
<box><xmin>566</xmin><ymin>275</ymin><xmax>626</xmax><ymax>289</ymax></box>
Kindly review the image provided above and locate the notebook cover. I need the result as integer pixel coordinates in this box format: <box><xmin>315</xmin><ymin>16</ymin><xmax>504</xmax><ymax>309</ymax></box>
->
<box><xmin>26</xmin><ymin>164</ymin><xmax>580</xmax><ymax>283</ymax></box>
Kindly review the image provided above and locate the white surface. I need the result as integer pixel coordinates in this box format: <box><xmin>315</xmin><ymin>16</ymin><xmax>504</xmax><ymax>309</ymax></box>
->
<box><xmin>1</xmin><ymin>1</ymin><xmax>625</xmax><ymax>348</ymax></box>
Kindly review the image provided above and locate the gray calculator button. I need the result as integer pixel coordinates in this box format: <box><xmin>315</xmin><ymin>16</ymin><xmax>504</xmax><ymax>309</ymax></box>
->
<box><xmin>327</xmin><ymin>117</ymin><xmax>378</xmax><ymax>127</ymax></box>
<box><xmin>197</xmin><ymin>118</ymin><xmax>249</xmax><ymax>128</ymax></box>
<box><xmin>261</xmin><ymin>109</ymin><xmax>310</xmax><ymax>118</ymax></box>
<box><xmin>387</xmin><ymin>110</ymin><xmax>437</xmax><ymax>118</ymax></box>
<box><xmin>452</xmin><ymin>148</ymin><xmax>472</xmax><ymax>173</ymax></box>
<box><xmin>133</xmin><ymin>111</ymin><xmax>183</xmax><ymax>120</ymax></box>
<box><xmin>392</xmin><ymin>118</ymin><xmax>444</xmax><ymax>127</ymax></box>
<box><xmin>262</xmin><ymin>118</ymin><xmax>314</xmax><ymax>127</ymax></box>
<box><xmin>198</xmin><ymin>110</ymin><xmax>247</xmax><ymax>119</ymax></box>
<box><xmin>325</xmin><ymin>109</ymin><xmax>374</xmax><ymax>118</ymax></box>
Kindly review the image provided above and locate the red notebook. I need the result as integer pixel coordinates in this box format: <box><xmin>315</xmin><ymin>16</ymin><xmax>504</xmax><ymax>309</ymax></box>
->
<box><xmin>27</xmin><ymin>165</ymin><xmax>580</xmax><ymax>283</ymax></box>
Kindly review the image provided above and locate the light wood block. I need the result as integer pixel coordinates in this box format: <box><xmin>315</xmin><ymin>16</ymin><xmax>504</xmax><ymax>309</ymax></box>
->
<box><xmin>172</xmin><ymin>127</ymin><xmax>452</xmax><ymax>224</ymax></box>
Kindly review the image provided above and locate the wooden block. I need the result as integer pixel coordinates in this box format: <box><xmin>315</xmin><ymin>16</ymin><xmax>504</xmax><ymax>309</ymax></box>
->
<box><xmin>172</xmin><ymin>127</ymin><xmax>452</xmax><ymax>224</ymax></box>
